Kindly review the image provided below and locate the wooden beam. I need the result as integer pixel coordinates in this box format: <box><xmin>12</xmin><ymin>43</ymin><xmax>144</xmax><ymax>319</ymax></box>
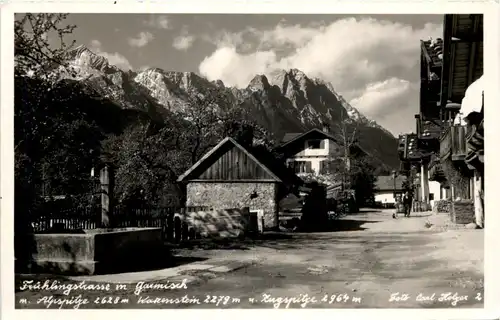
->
<box><xmin>451</xmin><ymin>37</ymin><xmax>483</xmax><ymax>43</ymax></box>
<box><xmin>447</xmin><ymin>40</ymin><xmax>457</xmax><ymax>107</ymax></box>
<box><xmin>420</xmin><ymin>40</ymin><xmax>432</xmax><ymax>65</ymax></box>
<box><xmin>467</xmin><ymin>15</ymin><xmax>481</xmax><ymax>86</ymax></box>
<box><xmin>452</xmin><ymin>155</ymin><xmax>466</xmax><ymax>162</ymax></box>
<box><xmin>440</xmin><ymin>15</ymin><xmax>455</xmax><ymax>109</ymax></box>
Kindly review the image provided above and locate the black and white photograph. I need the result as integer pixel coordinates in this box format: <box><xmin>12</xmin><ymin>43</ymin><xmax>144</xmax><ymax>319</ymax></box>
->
<box><xmin>1</xmin><ymin>1</ymin><xmax>498</xmax><ymax>316</ymax></box>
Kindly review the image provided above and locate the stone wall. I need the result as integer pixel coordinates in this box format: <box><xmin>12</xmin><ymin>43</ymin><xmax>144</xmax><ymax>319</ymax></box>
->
<box><xmin>184</xmin><ymin>207</ymin><xmax>252</xmax><ymax>238</ymax></box>
<box><xmin>186</xmin><ymin>182</ymin><xmax>278</xmax><ymax>230</ymax></box>
<box><xmin>22</xmin><ymin>227</ymin><xmax>164</xmax><ymax>275</ymax></box>
<box><xmin>451</xmin><ymin>200</ymin><xmax>475</xmax><ymax>224</ymax></box>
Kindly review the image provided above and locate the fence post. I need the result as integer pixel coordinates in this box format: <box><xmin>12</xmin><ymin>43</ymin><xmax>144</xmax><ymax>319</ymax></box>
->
<box><xmin>166</xmin><ymin>208</ymin><xmax>174</xmax><ymax>242</ymax></box>
<box><xmin>174</xmin><ymin>208</ymin><xmax>184</xmax><ymax>243</ymax></box>
<box><xmin>99</xmin><ymin>165</ymin><xmax>112</xmax><ymax>228</ymax></box>
<box><xmin>181</xmin><ymin>208</ymin><xmax>189</xmax><ymax>241</ymax></box>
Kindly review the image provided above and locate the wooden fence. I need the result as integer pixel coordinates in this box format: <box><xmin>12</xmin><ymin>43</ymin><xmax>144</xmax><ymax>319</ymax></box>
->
<box><xmin>31</xmin><ymin>206</ymin><xmax>100</xmax><ymax>232</ymax></box>
<box><xmin>31</xmin><ymin>205</ymin><xmax>213</xmax><ymax>243</ymax></box>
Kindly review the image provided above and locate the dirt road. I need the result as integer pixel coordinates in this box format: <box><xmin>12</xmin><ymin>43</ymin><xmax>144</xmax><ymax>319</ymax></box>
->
<box><xmin>15</xmin><ymin>209</ymin><xmax>484</xmax><ymax>309</ymax></box>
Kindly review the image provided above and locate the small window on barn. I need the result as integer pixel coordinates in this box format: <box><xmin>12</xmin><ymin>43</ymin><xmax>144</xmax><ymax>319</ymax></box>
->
<box><xmin>308</xmin><ymin>140</ymin><xmax>322</xmax><ymax>149</ymax></box>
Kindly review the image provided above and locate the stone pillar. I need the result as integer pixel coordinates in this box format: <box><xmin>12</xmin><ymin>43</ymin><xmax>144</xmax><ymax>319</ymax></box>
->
<box><xmin>420</xmin><ymin>163</ymin><xmax>430</xmax><ymax>204</ymax></box>
<box><xmin>473</xmin><ymin>170</ymin><xmax>484</xmax><ymax>228</ymax></box>
<box><xmin>100</xmin><ymin>166</ymin><xmax>112</xmax><ymax>228</ymax></box>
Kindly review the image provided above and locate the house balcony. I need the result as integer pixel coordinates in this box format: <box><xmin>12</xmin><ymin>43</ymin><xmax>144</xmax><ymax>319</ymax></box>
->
<box><xmin>428</xmin><ymin>156</ymin><xmax>447</xmax><ymax>183</ymax></box>
<box><xmin>464</xmin><ymin>119</ymin><xmax>484</xmax><ymax>170</ymax></box>
<box><xmin>439</xmin><ymin>125</ymin><xmax>468</xmax><ymax>161</ymax></box>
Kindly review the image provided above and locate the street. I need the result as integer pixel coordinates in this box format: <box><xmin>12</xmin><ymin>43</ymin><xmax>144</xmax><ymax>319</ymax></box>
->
<box><xmin>15</xmin><ymin>209</ymin><xmax>484</xmax><ymax>309</ymax></box>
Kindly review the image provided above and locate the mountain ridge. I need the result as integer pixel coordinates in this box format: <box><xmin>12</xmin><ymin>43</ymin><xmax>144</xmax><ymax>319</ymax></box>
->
<box><xmin>56</xmin><ymin>44</ymin><xmax>399</xmax><ymax>169</ymax></box>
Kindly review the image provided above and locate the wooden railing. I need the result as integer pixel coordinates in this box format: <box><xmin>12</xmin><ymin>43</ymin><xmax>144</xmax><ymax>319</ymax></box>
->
<box><xmin>439</xmin><ymin>125</ymin><xmax>468</xmax><ymax>161</ymax></box>
<box><xmin>31</xmin><ymin>205</ymin><xmax>213</xmax><ymax>243</ymax></box>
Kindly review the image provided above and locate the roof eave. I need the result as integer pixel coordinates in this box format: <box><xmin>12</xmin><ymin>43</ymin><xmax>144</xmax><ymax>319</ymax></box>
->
<box><xmin>277</xmin><ymin>128</ymin><xmax>339</xmax><ymax>149</ymax></box>
<box><xmin>177</xmin><ymin>137</ymin><xmax>284</xmax><ymax>183</ymax></box>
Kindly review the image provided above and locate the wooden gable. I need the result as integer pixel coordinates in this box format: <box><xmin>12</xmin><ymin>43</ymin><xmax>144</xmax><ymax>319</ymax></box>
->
<box><xmin>177</xmin><ymin>137</ymin><xmax>281</xmax><ymax>182</ymax></box>
<box><xmin>277</xmin><ymin>128</ymin><xmax>338</xmax><ymax>158</ymax></box>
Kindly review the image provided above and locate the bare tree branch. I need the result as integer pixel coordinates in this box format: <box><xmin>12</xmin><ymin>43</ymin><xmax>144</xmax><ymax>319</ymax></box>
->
<box><xmin>15</xmin><ymin>13</ymin><xmax>76</xmax><ymax>78</ymax></box>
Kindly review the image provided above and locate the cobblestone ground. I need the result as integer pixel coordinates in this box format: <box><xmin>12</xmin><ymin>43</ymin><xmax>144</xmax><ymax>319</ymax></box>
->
<box><xmin>15</xmin><ymin>209</ymin><xmax>484</xmax><ymax>309</ymax></box>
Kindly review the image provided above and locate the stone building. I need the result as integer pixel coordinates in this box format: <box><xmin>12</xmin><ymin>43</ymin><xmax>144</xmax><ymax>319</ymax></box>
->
<box><xmin>177</xmin><ymin>137</ymin><xmax>303</xmax><ymax>230</ymax></box>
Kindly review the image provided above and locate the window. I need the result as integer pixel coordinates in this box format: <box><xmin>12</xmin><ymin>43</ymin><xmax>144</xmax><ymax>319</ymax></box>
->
<box><xmin>429</xmin><ymin>193</ymin><xmax>434</xmax><ymax>201</ymax></box>
<box><xmin>308</xmin><ymin>140</ymin><xmax>322</xmax><ymax>149</ymax></box>
<box><xmin>292</xmin><ymin>161</ymin><xmax>312</xmax><ymax>173</ymax></box>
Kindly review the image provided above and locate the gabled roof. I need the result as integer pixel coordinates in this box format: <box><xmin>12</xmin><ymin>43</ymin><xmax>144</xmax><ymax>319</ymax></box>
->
<box><xmin>177</xmin><ymin>137</ymin><xmax>303</xmax><ymax>187</ymax></box>
<box><xmin>281</xmin><ymin>133</ymin><xmax>302</xmax><ymax>143</ymax></box>
<box><xmin>374</xmin><ymin>175</ymin><xmax>405</xmax><ymax>192</ymax></box>
<box><xmin>276</xmin><ymin>128</ymin><xmax>373</xmax><ymax>162</ymax></box>
<box><xmin>278</xmin><ymin>128</ymin><xmax>340</xmax><ymax>148</ymax></box>
<box><xmin>249</xmin><ymin>144</ymin><xmax>304</xmax><ymax>187</ymax></box>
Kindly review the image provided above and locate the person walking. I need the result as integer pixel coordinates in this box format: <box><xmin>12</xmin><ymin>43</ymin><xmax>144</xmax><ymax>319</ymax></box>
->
<box><xmin>402</xmin><ymin>191</ymin><xmax>413</xmax><ymax>217</ymax></box>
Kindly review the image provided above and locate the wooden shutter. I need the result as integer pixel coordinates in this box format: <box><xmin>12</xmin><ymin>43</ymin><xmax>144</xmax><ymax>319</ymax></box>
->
<box><xmin>306</xmin><ymin>161</ymin><xmax>312</xmax><ymax>173</ymax></box>
<box><xmin>320</xmin><ymin>160</ymin><xmax>326</xmax><ymax>173</ymax></box>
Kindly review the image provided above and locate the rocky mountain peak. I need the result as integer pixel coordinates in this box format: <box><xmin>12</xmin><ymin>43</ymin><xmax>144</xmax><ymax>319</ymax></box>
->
<box><xmin>288</xmin><ymin>68</ymin><xmax>307</xmax><ymax>80</ymax></box>
<box><xmin>51</xmin><ymin>45</ymin><xmax>399</xmax><ymax>169</ymax></box>
<box><xmin>247</xmin><ymin>74</ymin><xmax>271</xmax><ymax>91</ymax></box>
<box><xmin>65</xmin><ymin>45</ymin><xmax>113</xmax><ymax>73</ymax></box>
<box><xmin>212</xmin><ymin>79</ymin><xmax>225</xmax><ymax>88</ymax></box>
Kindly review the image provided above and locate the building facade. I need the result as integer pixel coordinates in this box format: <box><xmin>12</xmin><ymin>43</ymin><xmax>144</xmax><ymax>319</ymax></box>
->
<box><xmin>276</xmin><ymin>127</ymin><xmax>346</xmax><ymax>176</ymax></box>
<box><xmin>399</xmin><ymin>14</ymin><xmax>483</xmax><ymax>225</ymax></box>
<box><xmin>374</xmin><ymin>175</ymin><xmax>405</xmax><ymax>206</ymax></box>
<box><xmin>177</xmin><ymin>137</ymin><xmax>303</xmax><ymax>230</ymax></box>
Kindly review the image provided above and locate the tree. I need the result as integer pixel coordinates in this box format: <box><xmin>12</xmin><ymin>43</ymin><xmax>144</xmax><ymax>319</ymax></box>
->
<box><xmin>177</xmin><ymin>87</ymin><xmax>233</xmax><ymax>165</ymax></box>
<box><xmin>15</xmin><ymin>13</ymin><xmax>81</xmax><ymax>193</ymax></box>
<box><xmin>102</xmin><ymin>124</ymin><xmax>185</xmax><ymax>208</ymax></box>
<box><xmin>349</xmin><ymin>156</ymin><xmax>377</xmax><ymax>207</ymax></box>
<box><xmin>14</xmin><ymin>13</ymin><xmax>81</xmax><ymax>269</ymax></box>
<box><xmin>333</xmin><ymin>111</ymin><xmax>359</xmax><ymax>189</ymax></box>
<box><xmin>15</xmin><ymin>13</ymin><xmax>76</xmax><ymax>78</ymax></box>
<box><xmin>15</xmin><ymin>13</ymin><xmax>80</xmax><ymax>195</ymax></box>
<box><xmin>176</xmin><ymin>87</ymin><xmax>277</xmax><ymax>165</ymax></box>
<box><xmin>15</xmin><ymin>77</ymin><xmax>104</xmax><ymax>198</ymax></box>
<box><xmin>319</xmin><ymin>111</ymin><xmax>377</xmax><ymax>207</ymax></box>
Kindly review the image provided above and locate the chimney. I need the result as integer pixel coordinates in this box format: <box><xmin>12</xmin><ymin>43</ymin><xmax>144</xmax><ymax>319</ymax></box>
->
<box><xmin>322</xmin><ymin>122</ymin><xmax>330</xmax><ymax>134</ymax></box>
<box><xmin>236</xmin><ymin>125</ymin><xmax>254</xmax><ymax>148</ymax></box>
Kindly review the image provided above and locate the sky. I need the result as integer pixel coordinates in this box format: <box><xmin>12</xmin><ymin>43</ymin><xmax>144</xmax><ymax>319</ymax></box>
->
<box><xmin>49</xmin><ymin>14</ymin><xmax>443</xmax><ymax>136</ymax></box>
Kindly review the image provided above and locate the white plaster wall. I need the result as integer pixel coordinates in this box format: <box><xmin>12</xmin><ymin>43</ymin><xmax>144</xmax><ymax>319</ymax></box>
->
<box><xmin>292</xmin><ymin>156</ymin><xmax>328</xmax><ymax>174</ymax></box>
<box><xmin>375</xmin><ymin>192</ymin><xmax>396</xmax><ymax>204</ymax></box>
<box><xmin>302</xmin><ymin>139</ymin><xmax>329</xmax><ymax>157</ymax></box>
<box><xmin>429</xmin><ymin>181</ymin><xmax>445</xmax><ymax>208</ymax></box>
<box><xmin>288</xmin><ymin>138</ymin><xmax>343</xmax><ymax>175</ymax></box>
